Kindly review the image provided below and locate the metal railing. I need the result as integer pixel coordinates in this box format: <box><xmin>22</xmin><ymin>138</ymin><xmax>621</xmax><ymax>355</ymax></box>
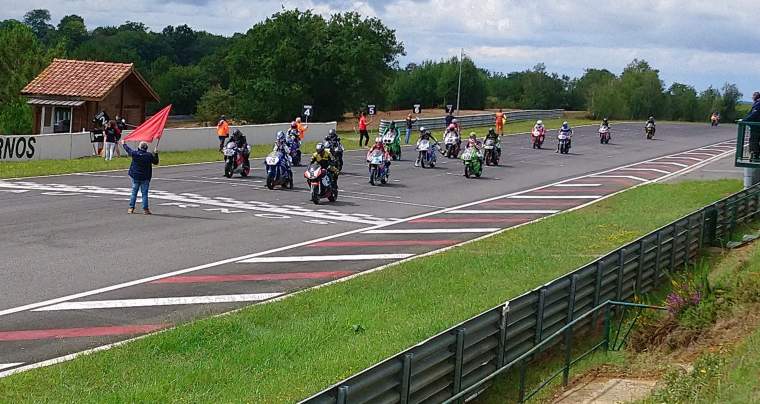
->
<box><xmin>377</xmin><ymin>110</ymin><xmax>563</xmax><ymax>135</ymax></box>
<box><xmin>734</xmin><ymin>120</ymin><xmax>760</xmax><ymax>167</ymax></box>
<box><xmin>302</xmin><ymin>183</ymin><xmax>760</xmax><ymax>404</ymax></box>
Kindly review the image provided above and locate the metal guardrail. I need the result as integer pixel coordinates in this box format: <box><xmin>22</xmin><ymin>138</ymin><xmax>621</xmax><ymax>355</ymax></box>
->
<box><xmin>301</xmin><ymin>183</ymin><xmax>760</xmax><ymax>404</ymax></box>
<box><xmin>377</xmin><ymin>110</ymin><xmax>564</xmax><ymax>135</ymax></box>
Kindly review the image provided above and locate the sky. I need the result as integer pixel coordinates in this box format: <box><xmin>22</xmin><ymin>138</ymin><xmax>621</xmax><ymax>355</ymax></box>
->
<box><xmin>2</xmin><ymin>0</ymin><xmax>758</xmax><ymax>100</ymax></box>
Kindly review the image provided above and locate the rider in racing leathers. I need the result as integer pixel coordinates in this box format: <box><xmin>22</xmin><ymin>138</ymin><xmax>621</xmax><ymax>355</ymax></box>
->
<box><xmin>557</xmin><ymin>121</ymin><xmax>573</xmax><ymax>152</ymax></box>
<box><xmin>311</xmin><ymin>143</ymin><xmax>339</xmax><ymax>187</ymax></box>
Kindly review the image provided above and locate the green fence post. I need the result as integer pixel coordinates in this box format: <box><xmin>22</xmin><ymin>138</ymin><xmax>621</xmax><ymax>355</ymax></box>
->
<box><xmin>592</xmin><ymin>262</ymin><xmax>603</xmax><ymax>325</ymax></box>
<box><xmin>684</xmin><ymin>218</ymin><xmax>692</xmax><ymax>268</ymax></box>
<box><xmin>669</xmin><ymin>223</ymin><xmax>678</xmax><ymax>274</ymax></box>
<box><xmin>603</xmin><ymin>304</ymin><xmax>612</xmax><ymax>352</ymax></box>
<box><xmin>568</xmin><ymin>275</ymin><xmax>578</xmax><ymax>323</ymax></box>
<box><xmin>535</xmin><ymin>289</ymin><xmax>546</xmax><ymax>344</ymax></box>
<box><xmin>655</xmin><ymin>230</ymin><xmax>663</xmax><ymax>284</ymax></box>
<box><xmin>337</xmin><ymin>386</ymin><xmax>349</xmax><ymax>404</ymax></box>
<box><xmin>400</xmin><ymin>353</ymin><xmax>413</xmax><ymax>404</ymax></box>
<box><xmin>453</xmin><ymin>328</ymin><xmax>466</xmax><ymax>399</ymax></box>
<box><xmin>518</xmin><ymin>360</ymin><xmax>528</xmax><ymax>403</ymax></box>
<box><xmin>635</xmin><ymin>240</ymin><xmax>644</xmax><ymax>295</ymax></box>
<box><xmin>562</xmin><ymin>324</ymin><xmax>573</xmax><ymax>386</ymax></box>
<box><xmin>698</xmin><ymin>210</ymin><xmax>706</xmax><ymax>250</ymax></box>
<box><xmin>497</xmin><ymin>304</ymin><xmax>508</xmax><ymax>367</ymax></box>
<box><xmin>616</xmin><ymin>249</ymin><xmax>625</xmax><ymax>300</ymax></box>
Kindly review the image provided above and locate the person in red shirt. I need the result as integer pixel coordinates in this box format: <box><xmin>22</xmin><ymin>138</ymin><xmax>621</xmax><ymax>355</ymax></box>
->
<box><xmin>357</xmin><ymin>111</ymin><xmax>371</xmax><ymax>147</ymax></box>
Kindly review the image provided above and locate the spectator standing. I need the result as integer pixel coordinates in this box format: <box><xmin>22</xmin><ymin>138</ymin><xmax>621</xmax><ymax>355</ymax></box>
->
<box><xmin>745</xmin><ymin>92</ymin><xmax>760</xmax><ymax>161</ymax></box>
<box><xmin>357</xmin><ymin>111</ymin><xmax>370</xmax><ymax>147</ymax></box>
<box><xmin>295</xmin><ymin>117</ymin><xmax>308</xmax><ymax>140</ymax></box>
<box><xmin>444</xmin><ymin>111</ymin><xmax>454</xmax><ymax>127</ymax></box>
<box><xmin>103</xmin><ymin>120</ymin><xmax>119</xmax><ymax>161</ymax></box>
<box><xmin>217</xmin><ymin>115</ymin><xmax>230</xmax><ymax>152</ymax></box>
<box><xmin>114</xmin><ymin>116</ymin><xmax>126</xmax><ymax>157</ymax></box>
<box><xmin>495</xmin><ymin>108</ymin><xmax>506</xmax><ymax>135</ymax></box>
<box><xmin>121</xmin><ymin>140</ymin><xmax>159</xmax><ymax>215</ymax></box>
<box><xmin>404</xmin><ymin>113</ymin><xmax>417</xmax><ymax>144</ymax></box>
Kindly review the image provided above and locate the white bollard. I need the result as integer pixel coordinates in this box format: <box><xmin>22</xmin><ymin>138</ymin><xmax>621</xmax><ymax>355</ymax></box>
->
<box><xmin>744</xmin><ymin>167</ymin><xmax>760</xmax><ymax>188</ymax></box>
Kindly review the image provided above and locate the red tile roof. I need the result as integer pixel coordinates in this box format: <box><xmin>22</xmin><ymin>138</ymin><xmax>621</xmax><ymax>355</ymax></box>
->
<box><xmin>21</xmin><ymin>59</ymin><xmax>159</xmax><ymax>102</ymax></box>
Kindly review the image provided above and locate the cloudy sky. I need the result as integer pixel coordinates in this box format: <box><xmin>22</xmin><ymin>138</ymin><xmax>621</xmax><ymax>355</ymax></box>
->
<box><xmin>3</xmin><ymin>0</ymin><xmax>758</xmax><ymax>100</ymax></box>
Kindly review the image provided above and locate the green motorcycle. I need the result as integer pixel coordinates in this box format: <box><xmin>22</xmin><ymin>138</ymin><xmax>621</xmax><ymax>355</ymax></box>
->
<box><xmin>382</xmin><ymin>128</ymin><xmax>402</xmax><ymax>160</ymax></box>
<box><xmin>461</xmin><ymin>147</ymin><xmax>483</xmax><ymax>178</ymax></box>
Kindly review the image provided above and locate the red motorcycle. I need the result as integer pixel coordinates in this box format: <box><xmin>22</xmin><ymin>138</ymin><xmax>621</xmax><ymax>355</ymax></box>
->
<box><xmin>304</xmin><ymin>163</ymin><xmax>338</xmax><ymax>204</ymax></box>
<box><xmin>531</xmin><ymin>127</ymin><xmax>546</xmax><ymax>149</ymax></box>
<box><xmin>223</xmin><ymin>142</ymin><xmax>251</xmax><ymax>178</ymax></box>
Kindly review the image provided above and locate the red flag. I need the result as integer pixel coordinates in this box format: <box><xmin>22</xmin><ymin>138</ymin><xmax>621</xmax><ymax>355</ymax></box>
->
<box><xmin>122</xmin><ymin>104</ymin><xmax>172</xmax><ymax>143</ymax></box>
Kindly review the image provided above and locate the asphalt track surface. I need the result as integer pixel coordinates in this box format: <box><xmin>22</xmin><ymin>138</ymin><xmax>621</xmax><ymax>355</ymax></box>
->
<box><xmin>0</xmin><ymin>123</ymin><xmax>736</xmax><ymax>375</ymax></box>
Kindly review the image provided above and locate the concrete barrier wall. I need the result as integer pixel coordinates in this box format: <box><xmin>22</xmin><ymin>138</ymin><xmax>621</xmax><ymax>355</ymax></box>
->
<box><xmin>0</xmin><ymin>122</ymin><xmax>337</xmax><ymax>162</ymax></box>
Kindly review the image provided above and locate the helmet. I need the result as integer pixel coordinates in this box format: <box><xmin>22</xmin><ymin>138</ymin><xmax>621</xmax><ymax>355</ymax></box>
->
<box><xmin>563</xmin><ymin>121</ymin><xmax>568</xmax><ymax>126</ymax></box>
<box><xmin>291</xmin><ymin>121</ymin><xmax>297</xmax><ymax>128</ymax></box>
<box><xmin>419</xmin><ymin>126</ymin><xmax>427</xmax><ymax>133</ymax></box>
<box><xmin>448</xmin><ymin>124</ymin><xmax>456</xmax><ymax>131</ymax></box>
<box><xmin>315</xmin><ymin>143</ymin><xmax>325</xmax><ymax>153</ymax></box>
<box><xmin>220</xmin><ymin>115</ymin><xmax>226</xmax><ymax>120</ymax></box>
<box><xmin>233</xmin><ymin>129</ymin><xmax>242</xmax><ymax>137</ymax></box>
<box><xmin>469</xmin><ymin>132</ymin><xmax>477</xmax><ymax>140</ymax></box>
<box><xmin>389</xmin><ymin>121</ymin><xmax>396</xmax><ymax>128</ymax></box>
<box><xmin>328</xmin><ymin>129</ymin><xmax>337</xmax><ymax>137</ymax></box>
<box><xmin>536</xmin><ymin>120</ymin><xmax>543</xmax><ymax>126</ymax></box>
<box><xmin>276</xmin><ymin>131</ymin><xmax>286</xmax><ymax>142</ymax></box>
<box><xmin>648</xmin><ymin>116</ymin><xmax>654</xmax><ymax>121</ymax></box>
<box><xmin>603</xmin><ymin>117</ymin><xmax>609</xmax><ymax>122</ymax></box>
<box><xmin>488</xmin><ymin>128</ymin><xmax>496</xmax><ymax>134</ymax></box>
<box><xmin>375</xmin><ymin>136</ymin><xmax>382</xmax><ymax>144</ymax></box>
<box><xmin>452</xmin><ymin>119</ymin><xmax>458</xmax><ymax>124</ymax></box>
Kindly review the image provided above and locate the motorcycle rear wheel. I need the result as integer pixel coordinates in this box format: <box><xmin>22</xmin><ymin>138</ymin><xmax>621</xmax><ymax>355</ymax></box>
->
<box><xmin>328</xmin><ymin>188</ymin><xmax>338</xmax><ymax>202</ymax></box>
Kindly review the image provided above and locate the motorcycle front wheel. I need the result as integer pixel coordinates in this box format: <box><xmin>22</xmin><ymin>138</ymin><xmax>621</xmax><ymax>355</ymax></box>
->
<box><xmin>311</xmin><ymin>185</ymin><xmax>320</xmax><ymax>204</ymax></box>
<box><xmin>369</xmin><ymin>167</ymin><xmax>377</xmax><ymax>186</ymax></box>
<box><xmin>224</xmin><ymin>160</ymin><xmax>234</xmax><ymax>178</ymax></box>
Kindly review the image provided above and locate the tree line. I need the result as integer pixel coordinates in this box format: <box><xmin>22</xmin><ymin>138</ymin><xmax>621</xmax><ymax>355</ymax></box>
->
<box><xmin>0</xmin><ymin>8</ymin><xmax>743</xmax><ymax>135</ymax></box>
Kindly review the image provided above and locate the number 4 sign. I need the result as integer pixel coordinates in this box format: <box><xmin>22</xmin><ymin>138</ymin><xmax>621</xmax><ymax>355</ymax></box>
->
<box><xmin>367</xmin><ymin>105</ymin><xmax>376</xmax><ymax>115</ymax></box>
<box><xmin>303</xmin><ymin>105</ymin><xmax>313</xmax><ymax>118</ymax></box>
<box><xmin>413</xmin><ymin>104</ymin><xmax>422</xmax><ymax>114</ymax></box>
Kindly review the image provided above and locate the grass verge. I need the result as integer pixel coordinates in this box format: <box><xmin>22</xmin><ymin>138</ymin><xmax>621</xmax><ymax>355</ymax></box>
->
<box><xmin>0</xmin><ymin>179</ymin><xmax>741</xmax><ymax>403</ymax></box>
<box><xmin>0</xmin><ymin>118</ymin><xmax>597</xmax><ymax>179</ymax></box>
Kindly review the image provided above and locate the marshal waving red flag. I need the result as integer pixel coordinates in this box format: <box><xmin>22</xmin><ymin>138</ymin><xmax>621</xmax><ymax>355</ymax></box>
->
<box><xmin>122</xmin><ymin>104</ymin><xmax>172</xmax><ymax>144</ymax></box>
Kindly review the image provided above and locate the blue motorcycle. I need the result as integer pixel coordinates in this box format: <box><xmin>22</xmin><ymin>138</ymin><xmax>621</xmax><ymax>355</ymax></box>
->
<box><xmin>287</xmin><ymin>133</ymin><xmax>302</xmax><ymax>166</ymax></box>
<box><xmin>265</xmin><ymin>150</ymin><xmax>294</xmax><ymax>189</ymax></box>
<box><xmin>367</xmin><ymin>149</ymin><xmax>390</xmax><ymax>185</ymax></box>
<box><xmin>415</xmin><ymin>138</ymin><xmax>439</xmax><ymax>168</ymax></box>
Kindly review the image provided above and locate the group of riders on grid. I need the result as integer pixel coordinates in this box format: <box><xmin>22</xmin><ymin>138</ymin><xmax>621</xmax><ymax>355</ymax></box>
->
<box><xmin>220</xmin><ymin>116</ymin><xmax>659</xmax><ymax>202</ymax></box>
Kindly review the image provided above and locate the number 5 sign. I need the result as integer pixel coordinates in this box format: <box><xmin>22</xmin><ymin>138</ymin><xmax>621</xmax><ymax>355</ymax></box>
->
<box><xmin>303</xmin><ymin>105</ymin><xmax>313</xmax><ymax>118</ymax></box>
<box><xmin>367</xmin><ymin>105</ymin><xmax>376</xmax><ymax>115</ymax></box>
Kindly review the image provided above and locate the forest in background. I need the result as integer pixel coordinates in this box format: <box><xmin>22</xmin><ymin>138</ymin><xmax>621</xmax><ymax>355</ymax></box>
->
<box><xmin>0</xmin><ymin>8</ymin><xmax>744</xmax><ymax>134</ymax></box>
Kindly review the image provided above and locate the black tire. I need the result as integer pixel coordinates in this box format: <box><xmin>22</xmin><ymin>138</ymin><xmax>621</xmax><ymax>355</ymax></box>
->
<box><xmin>311</xmin><ymin>186</ymin><xmax>320</xmax><ymax>204</ymax></box>
<box><xmin>224</xmin><ymin>160</ymin><xmax>233</xmax><ymax>178</ymax></box>
<box><xmin>288</xmin><ymin>176</ymin><xmax>294</xmax><ymax>189</ymax></box>
<box><xmin>475</xmin><ymin>171</ymin><xmax>481</xmax><ymax>178</ymax></box>
<box><xmin>369</xmin><ymin>167</ymin><xmax>377</xmax><ymax>186</ymax></box>
<box><xmin>328</xmin><ymin>188</ymin><xmax>337</xmax><ymax>202</ymax></box>
<box><xmin>380</xmin><ymin>176</ymin><xmax>387</xmax><ymax>185</ymax></box>
<box><xmin>464</xmin><ymin>165</ymin><xmax>470</xmax><ymax>178</ymax></box>
<box><xmin>266</xmin><ymin>176</ymin><xmax>274</xmax><ymax>190</ymax></box>
<box><xmin>419</xmin><ymin>152</ymin><xmax>426</xmax><ymax>168</ymax></box>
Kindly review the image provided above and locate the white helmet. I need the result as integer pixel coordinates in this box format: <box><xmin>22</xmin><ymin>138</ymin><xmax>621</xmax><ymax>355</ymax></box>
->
<box><xmin>536</xmin><ymin>120</ymin><xmax>543</xmax><ymax>126</ymax></box>
<box><xmin>375</xmin><ymin>136</ymin><xmax>382</xmax><ymax>143</ymax></box>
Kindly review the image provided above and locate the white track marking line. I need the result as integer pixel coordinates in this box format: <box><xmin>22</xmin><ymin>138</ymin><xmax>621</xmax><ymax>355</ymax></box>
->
<box><xmin>363</xmin><ymin>228</ymin><xmax>500</xmax><ymax>234</ymax></box>
<box><xmin>0</xmin><ymin>138</ymin><xmax>733</xmax><ymax>319</ymax></box>
<box><xmin>617</xmin><ymin>168</ymin><xmax>671</xmax><ymax>174</ymax></box>
<box><xmin>554</xmin><ymin>183</ymin><xmax>602</xmax><ymax>187</ymax></box>
<box><xmin>33</xmin><ymin>294</ymin><xmax>283</xmax><ymax>311</ymax></box>
<box><xmin>238</xmin><ymin>254</ymin><xmax>413</xmax><ymax>263</ymax></box>
<box><xmin>508</xmin><ymin>195</ymin><xmax>601</xmax><ymax>199</ymax></box>
<box><xmin>448</xmin><ymin>209</ymin><xmax>559</xmax><ymax>214</ymax></box>
<box><xmin>0</xmin><ymin>190</ymin><xmax>30</xmax><ymax>193</ymax></box>
<box><xmin>666</xmin><ymin>156</ymin><xmax>703</xmax><ymax>162</ymax></box>
<box><xmin>0</xmin><ymin>363</ymin><xmax>23</xmax><ymax>371</ymax></box>
<box><xmin>649</xmin><ymin>161</ymin><xmax>688</xmax><ymax>168</ymax></box>
<box><xmin>590</xmin><ymin>175</ymin><xmax>649</xmax><ymax>182</ymax></box>
<box><xmin>682</xmin><ymin>152</ymin><xmax>721</xmax><ymax>157</ymax></box>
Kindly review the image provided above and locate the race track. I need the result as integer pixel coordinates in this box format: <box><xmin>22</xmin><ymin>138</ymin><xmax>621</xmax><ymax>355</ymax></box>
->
<box><xmin>0</xmin><ymin>123</ymin><xmax>736</xmax><ymax>374</ymax></box>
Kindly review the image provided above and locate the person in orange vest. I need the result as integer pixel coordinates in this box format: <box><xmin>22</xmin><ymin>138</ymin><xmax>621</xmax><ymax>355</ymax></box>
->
<box><xmin>295</xmin><ymin>117</ymin><xmax>308</xmax><ymax>140</ymax></box>
<box><xmin>217</xmin><ymin>115</ymin><xmax>230</xmax><ymax>152</ymax></box>
<box><xmin>495</xmin><ymin>109</ymin><xmax>506</xmax><ymax>136</ymax></box>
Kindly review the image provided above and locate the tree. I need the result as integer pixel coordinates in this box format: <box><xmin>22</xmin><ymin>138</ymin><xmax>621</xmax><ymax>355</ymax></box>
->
<box><xmin>195</xmin><ymin>85</ymin><xmax>234</xmax><ymax>123</ymax></box>
<box><xmin>720</xmin><ymin>83</ymin><xmax>742</xmax><ymax>122</ymax></box>
<box><xmin>151</xmin><ymin>65</ymin><xmax>208</xmax><ymax>115</ymax></box>
<box><xmin>57</xmin><ymin>15</ymin><xmax>87</xmax><ymax>51</ymax></box>
<box><xmin>23</xmin><ymin>9</ymin><xmax>54</xmax><ymax>44</ymax></box>
<box><xmin>667</xmin><ymin>83</ymin><xmax>699</xmax><ymax>121</ymax></box>
<box><xmin>617</xmin><ymin>59</ymin><xmax>665</xmax><ymax>120</ymax></box>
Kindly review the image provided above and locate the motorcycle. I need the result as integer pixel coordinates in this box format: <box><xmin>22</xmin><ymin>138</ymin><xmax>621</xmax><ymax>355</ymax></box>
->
<box><xmin>223</xmin><ymin>142</ymin><xmax>251</xmax><ymax>178</ymax></box>
<box><xmin>645</xmin><ymin>123</ymin><xmax>655</xmax><ymax>140</ymax></box>
<box><xmin>304</xmin><ymin>163</ymin><xmax>338</xmax><ymax>204</ymax></box>
<box><xmin>415</xmin><ymin>138</ymin><xmax>439</xmax><ymax>168</ymax></box>
<box><xmin>382</xmin><ymin>129</ymin><xmax>402</xmax><ymax>160</ymax></box>
<box><xmin>265</xmin><ymin>150</ymin><xmax>294</xmax><ymax>190</ymax></box>
<box><xmin>461</xmin><ymin>147</ymin><xmax>483</xmax><ymax>178</ymax></box>
<box><xmin>599</xmin><ymin>126</ymin><xmax>611</xmax><ymax>144</ymax></box>
<box><xmin>286</xmin><ymin>133</ymin><xmax>302</xmax><ymax>166</ymax></box>
<box><xmin>324</xmin><ymin>138</ymin><xmax>344</xmax><ymax>171</ymax></box>
<box><xmin>443</xmin><ymin>130</ymin><xmax>461</xmax><ymax>158</ymax></box>
<box><xmin>557</xmin><ymin>133</ymin><xmax>571</xmax><ymax>154</ymax></box>
<box><xmin>483</xmin><ymin>137</ymin><xmax>501</xmax><ymax>166</ymax></box>
<box><xmin>367</xmin><ymin>149</ymin><xmax>390</xmax><ymax>186</ymax></box>
<box><xmin>531</xmin><ymin>128</ymin><xmax>545</xmax><ymax>149</ymax></box>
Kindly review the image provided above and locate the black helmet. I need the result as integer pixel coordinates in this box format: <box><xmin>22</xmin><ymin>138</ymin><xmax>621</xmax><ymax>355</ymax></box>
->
<box><xmin>328</xmin><ymin>129</ymin><xmax>337</xmax><ymax>137</ymax></box>
<box><xmin>488</xmin><ymin>127</ymin><xmax>496</xmax><ymax>134</ymax></box>
<box><xmin>233</xmin><ymin>129</ymin><xmax>242</xmax><ymax>137</ymax></box>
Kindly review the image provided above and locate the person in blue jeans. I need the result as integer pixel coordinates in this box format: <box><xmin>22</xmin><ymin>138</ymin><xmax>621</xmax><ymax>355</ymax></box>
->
<box><xmin>404</xmin><ymin>113</ymin><xmax>417</xmax><ymax>144</ymax></box>
<box><xmin>120</xmin><ymin>140</ymin><xmax>159</xmax><ymax>214</ymax></box>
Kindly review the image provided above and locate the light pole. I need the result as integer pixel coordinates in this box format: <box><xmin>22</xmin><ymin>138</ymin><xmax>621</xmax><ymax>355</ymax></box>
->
<box><xmin>456</xmin><ymin>48</ymin><xmax>463</xmax><ymax>113</ymax></box>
